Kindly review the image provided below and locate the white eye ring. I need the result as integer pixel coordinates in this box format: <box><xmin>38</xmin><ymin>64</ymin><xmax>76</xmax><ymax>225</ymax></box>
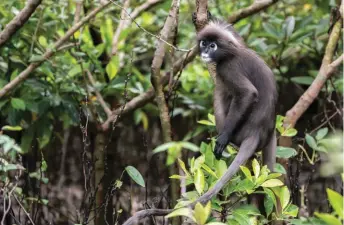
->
<box><xmin>200</xmin><ymin>41</ymin><xmax>206</xmax><ymax>47</ymax></box>
<box><xmin>210</xmin><ymin>43</ymin><xmax>217</xmax><ymax>50</ymax></box>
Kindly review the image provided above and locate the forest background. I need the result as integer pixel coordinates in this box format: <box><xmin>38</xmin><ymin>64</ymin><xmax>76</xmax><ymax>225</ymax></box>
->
<box><xmin>0</xmin><ymin>0</ymin><xmax>343</xmax><ymax>225</ymax></box>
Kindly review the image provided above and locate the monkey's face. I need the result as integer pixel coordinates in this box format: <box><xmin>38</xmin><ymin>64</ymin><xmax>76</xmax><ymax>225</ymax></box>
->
<box><xmin>199</xmin><ymin>40</ymin><xmax>217</xmax><ymax>63</ymax></box>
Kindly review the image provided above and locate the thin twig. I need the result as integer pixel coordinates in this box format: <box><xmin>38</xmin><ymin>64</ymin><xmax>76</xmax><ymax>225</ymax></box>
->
<box><xmin>13</xmin><ymin>194</ymin><xmax>36</xmax><ymax>225</ymax></box>
<box><xmin>86</xmin><ymin>70</ymin><xmax>112</xmax><ymax>117</ymax></box>
<box><xmin>74</xmin><ymin>0</ymin><xmax>83</xmax><ymax>25</ymax></box>
<box><xmin>1</xmin><ymin>185</ymin><xmax>17</xmax><ymax>225</ymax></box>
<box><xmin>111</xmin><ymin>0</ymin><xmax>130</xmax><ymax>56</ymax></box>
<box><xmin>329</xmin><ymin>53</ymin><xmax>344</xmax><ymax>68</ymax></box>
<box><xmin>309</xmin><ymin>111</ymin><xmax>339</xmax><ymax>134</ymax></box>
<box><xmin>108</xmin><ymin>0</ymin><xmax>192</xmax><ymax>52</ymax></box>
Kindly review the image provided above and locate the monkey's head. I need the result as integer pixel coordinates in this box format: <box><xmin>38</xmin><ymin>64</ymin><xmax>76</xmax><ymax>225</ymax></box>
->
<box><xmin>197</xmin><ymin>21</ymin><xmax>244</xmax><ymax>63</ymax></box>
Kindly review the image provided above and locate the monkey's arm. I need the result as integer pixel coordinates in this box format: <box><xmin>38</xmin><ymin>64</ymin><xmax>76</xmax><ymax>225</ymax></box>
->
<box><xmin>214</xmin><ymin>75</ymin><xmax>258</xmax><ymax>159</ymax></box>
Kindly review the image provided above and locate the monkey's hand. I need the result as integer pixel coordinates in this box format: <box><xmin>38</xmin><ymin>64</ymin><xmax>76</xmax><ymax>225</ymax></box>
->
<box><xmin>214</xmin><ymin>133</ymin><xmax>230</xmax><ymax>160</ymax></box>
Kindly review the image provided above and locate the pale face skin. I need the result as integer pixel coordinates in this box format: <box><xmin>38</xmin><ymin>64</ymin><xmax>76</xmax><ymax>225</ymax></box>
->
<box><xmin>199</xmin><ymin>40</ymin><xmax>217</xmax><ymax>63</ymax></box>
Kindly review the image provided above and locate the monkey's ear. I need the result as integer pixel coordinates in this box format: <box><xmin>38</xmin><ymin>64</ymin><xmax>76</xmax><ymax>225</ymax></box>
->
<box><xmin>192</xmin><ymin>12</ymin><xmax>197</xmax><ymax>25</ymax></box>
<box><xmin>207</xmin><ymin>10</ymin><xmax>213</xmax><ymax>21</ymax></box>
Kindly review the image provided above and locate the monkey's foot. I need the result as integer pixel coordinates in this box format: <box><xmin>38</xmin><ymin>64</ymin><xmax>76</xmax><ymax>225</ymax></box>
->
<box><xmin>214</xmin><ymin>143</ymin><xmax>227</xmax><ymax>160</ymax></box>
<box><xmin>214</xmin><ymin>133</ymin><xmax>231</xmax><ymax>159</ymax></box>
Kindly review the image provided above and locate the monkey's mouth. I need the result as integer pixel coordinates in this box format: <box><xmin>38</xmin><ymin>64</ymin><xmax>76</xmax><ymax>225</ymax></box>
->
<box><xmin>201</xmin><ymin>54</ymin><xmax>212</xmax><ymax>62</ymax></box>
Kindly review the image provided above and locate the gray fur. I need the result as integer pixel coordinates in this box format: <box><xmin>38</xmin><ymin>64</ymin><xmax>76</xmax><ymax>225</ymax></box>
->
<box><xmin>197</xmin><ymin>21</ymin><xmax>277</xmax><ymax>172</ymax></box>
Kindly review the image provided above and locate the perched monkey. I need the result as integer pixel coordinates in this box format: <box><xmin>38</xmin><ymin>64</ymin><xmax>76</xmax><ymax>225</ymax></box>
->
<box><xmin>197</xmin><ymin>20</ymin><xmax>277</xmax><ymax>174</ymax></box>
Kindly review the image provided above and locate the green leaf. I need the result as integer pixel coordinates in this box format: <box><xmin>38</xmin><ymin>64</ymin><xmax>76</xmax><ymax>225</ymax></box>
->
<box><xmin>216</xmin><ymin>160</ymin><xmax>227</xmax><ymax>178</ymax></box>
<box><xmin>276</xmin><ymin>146</ymin><xmax>297</xmax><ymax>158</ymax></box>
<box><xmin>106</xmin><ymin>55</ymin><xmax>119</xmax><ymax>80</ymax></box>
<box><xmin>283</xmin><ymin>128</ymin><xmax>298</xmax><ymax>137</ymax></box>
<box><xmin>125</xmin><ymin>166</ymin><xmax>145</xmax><ymax>187</ymax></box>
<box><xmin>38</xmin><ymin>36</ymin><xmax>48</xmax><ymax>47</ymax></box>
<box><xmin>314</xmin><ymin>212</ymin><xmax>342</xmax><ymax>225</ymax></box>
<box><xmin>191</xmin><ymin>155</ymin><xmax>204</xmax><ymax>173</ymax></box>
<box><xmin>316</xmin><ymin>128</ymin><xmax>328</xmax><ymax>140</ymax></box>
<box><xmin>1</xmin><ymin>125</ymin><xmax>22</xmax><ymax>131</ymax></box>
<box><xmin>169</xmin><ymin>175</ymin><xmax>186</xmax><ymax>179</ymax></box>
<box><xmin>68</xmin><ymin>66</ymin><xmax>82</xmax><ymax>77</ymax></box>
<box><xmin>274</xmin><ymin>163</ymin><xmax>287</xmax><ymax>174</ymax></box>
<box><xmin>305</xmin><ymin>134</ymin><xmax>317</xmax><ymax>149</ymax></box>
<box><xmin>264</xmin><ymin>188</ymin><xmax>277</xmax><ymax>216</ymax></box>
<box><xmin>291</xmin><ymin>76</ymin><xmax>314</xmax><ymax>85</ymax></box>
<box><xmin>41</xmin><ymin>199</ymin><xmax>49</xmax><ymax>205</ymax></box>
<box><xmin>234</xmin><ymin>179</ymin><xmax>255</xmax><ymax>194</ymax></box>
<box><xmin>194</xmin><ymin>168</ymin><xmax>205</xmax><ymax>194</ymax></box>
<box><xmin>37</xmin><ymin>123</ymin><xmax>52</xmax><ymax>149</ymax></box>
<box><xmin>261</xmin><ymin>179</ymin><xmax>284</xmax><ymax>187</ymax></box>
<box><xmin>262</xmin><ymin>23</ymin><xmax>280</xmax><ymax>39</ymax></box>
<box><xmin>232</xmin><ymin>210</ymin><xmax>251</xmax><ymax>225</ymax></box>
<box><xmin>0</xmin><ymin>100</ymin><xmax>8</xmax><ymax>110</ymax></box>
<box><xmin>3</xmin><ymin>139</ymin><xmax>15</xmax><ymax>153</ymax></box>
<box><xmin>180</xmin><ymin>141</ymin><xmax>199</xmax><ymax>152</ymax></box>
<box><xmin>166</xmin><ymin>208</ymin><xmax>195</xmax><ymax>221</ymax></box>
<box><xmin>178</xmin><ymin>158</ymin><xmax>190</xmax><ymax>177</ymax></box>
<box><xmin>201</xmin><ymin>164</ymin><xmax>218</xmax><ymax>178</ymax></box>
<box><xmin>206</xmin><ymin>223</ymin><xmax>227</xmax><ymax>225</ymax></box>
<box><xmin>197</xmin><ymin>120</ymin><xmax>215</xmax><ymax>126</ymax></box>
<box><xmin>283</xmin><ymin>204</ymin><xmax>299</xmax><ymax>217</ymax></box>
<box><xmin>284</xmin><ymin>16</ymin><xmax>295</xmax><ymax>38</ymax></box>
<box><xmin>194</xmin><ymin>202</ymin><xmax>211</xmax><ymax>225</ymax></box>
<box><xmin>152</xmin><ymin>142</ymin><xmax>176</xmax><ymax>154</ymax></box>
<box><xmin>207</xmin><ymin>114</ymin><xmax>215</xmax><ymax>124</ymax></box>
<box><xmin>29</xmin><ymin>55</ymin><xmax>45</xmax><ymax>62</ymax></box>
<box><xmin>10</xmin><ymin>69</ymin><xmax>19</xmax><ymax>81</ymax></box>
<box><xmin>266</xmin><ymin>173</ymin><xmax>282</xmax><ymax>180</ymax></box>
<box><xmin>280</xmin><ymin>186</ymin><xmax>290</xmax><ymax>210</ymax></box>
<box><xmin>11</xmin><ymin>98</ymin><xmax>26</xmax><ymax>110</ymax></box>
<box><xmin>240</xmin><ymin>166</ymin><xmax>252</xmax><ymax>181</ymax></box>
<box><xmin>4</xmin><ymin>164</ymin><xmax>20</xmax><ymax>171</ymax></box>
<box><xmin>234</xmin><ymin>205</ymin><xmax>261</xmax><ymax>216</ymax></box>
<box><xmin>326</xmin><ymin>188</ymin><xmax>343</xmax><ymax>219</ymax></box>
<box><xmin>256</xmin><ymin>165</ymin><xmax>269</xmax><ymax>185</ymax></box>
<box><xmin>252</xmin><ymin>158</ymin><xmax>260</xmax><ymax>179</ymax></box>
<box><xmin>20</xmin><ymin>128</ymin><xmax>34</xmax><ymax>153</ymax></box>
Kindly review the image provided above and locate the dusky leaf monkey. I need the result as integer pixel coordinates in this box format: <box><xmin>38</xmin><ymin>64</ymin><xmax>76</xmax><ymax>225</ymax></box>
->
<box><xmin>194</xmin><ymin>15</ymin><xmax>277</xmax><ymax>202</ymax></box>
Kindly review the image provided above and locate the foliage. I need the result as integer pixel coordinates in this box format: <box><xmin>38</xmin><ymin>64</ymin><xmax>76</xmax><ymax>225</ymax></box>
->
<box><xmin>291</xmin><ymin>188</ymin><xmax>343</xmax><ymax>225</ymax></box>
<box><xmin>0</xmin><ymin>0</ymin><xmax>342</xmax><ymax>224</ymax></box>
<box><xmin>166</xmin><ymin>141</ymin><xmax>299</xmax><ymax>224</ymax></box>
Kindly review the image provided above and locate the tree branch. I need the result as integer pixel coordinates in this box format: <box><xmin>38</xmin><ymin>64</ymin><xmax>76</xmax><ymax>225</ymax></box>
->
<box><xmin>0</xmin><ymin>1</ymin><xmax>111</xmax><ymax>99</ymax></box>
<box><xmin>111</xmin><ymin>0</ymin><xmax>130</xmax><ymax>57</ymax></box>
<box><xmin>227</xmin><ymin>0</ymin><xmax>278</xmax><ymax>24</ymax></box>
<box><xmin>73</xmin><ymin>0</ymin><xmax>83</xmax><ymax>25</ymax></box>
<box><xmin>0</xmin><ymin>0</ymin><xmax>42</xmax><ymax>48</ymax></box>
<box><xmin>101</xmin><ymin>48</ymin><xmax>197</xmax><ymax>130</ymax></box>
<box><xmin>150</xmin><ymin>0</ymin><xmax>180</xmax><ymax>142</ymax></box>
<box><xmin>110</xmin><ymin>0</ymin><xmax>164</xmax><ymax>57</ymax></box>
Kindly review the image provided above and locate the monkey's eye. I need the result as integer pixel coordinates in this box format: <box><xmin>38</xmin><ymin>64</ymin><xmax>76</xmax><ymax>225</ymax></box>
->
<box><xmin>210</xmin><ymin>43</ymin><xmax>217</xmax><ymax>49</ymax></box>
<box><xmin>200</xmin><ymin>41</ymin><xmax>206</xmax><ymax>47</ymax></box>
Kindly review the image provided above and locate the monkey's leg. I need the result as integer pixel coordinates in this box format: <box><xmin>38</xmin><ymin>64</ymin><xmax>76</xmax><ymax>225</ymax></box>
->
<box><xmin>263</xmin><ymin>130</ymin><xmax>276</xmax><ymax>172</ymax></box>
<box><xmin>197</xmin><ymin>136</ymin><xmax>259</xmax><ymax>204</ymax></box>
<box><xmin>250</xmin><ymin>131</ymin><xmax>277</xmax><ymax>214</ymax></box>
